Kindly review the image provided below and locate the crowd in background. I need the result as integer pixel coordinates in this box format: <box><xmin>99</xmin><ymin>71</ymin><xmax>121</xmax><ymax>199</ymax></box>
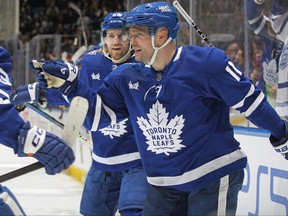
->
<box><xmin>17</xmin><ymin>0</ymin><xmax>283</xmax><ymax>108</ymax></box>
<box><xmin>19</xmin><ymin>0</ymin><xmax>126</xmax><ymax>57</ymax></box>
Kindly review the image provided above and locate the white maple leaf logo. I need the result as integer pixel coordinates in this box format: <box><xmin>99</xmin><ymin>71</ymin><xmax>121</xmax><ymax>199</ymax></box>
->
<box><xmin>137</xmin><ymin>100</ymin><xmax>185</xmax><ymax>156</ymax></box>
<box><xmin>128</xmin><ymin>81</ymin><xmax>139</xmax><ymax>90</ymax></box>
<box><xmin>91</xmin><ymin>72</ymin><xmax>100</xmax><ymax>80</ymax></box>
<box><xmin>263</xmin><ymin>59</ymin><xmax>278</xmax><ymax>85</ymax></box>
<box><xmin>99</xmin><ymin>118</ymin><xmax>128</xmax><ymax>139</ymax></box>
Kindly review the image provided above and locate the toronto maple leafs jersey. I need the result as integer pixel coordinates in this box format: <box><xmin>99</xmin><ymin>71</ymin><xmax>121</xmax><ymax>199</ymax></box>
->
<box><xmin>75</xmin><ymin>50</ymin><xmax>142</xmax><ymax>171</ymax></box>
<box><xmin>247</xmin><ymin>0</ymin><xmax>288</xmax><ymax>119</ymax></box>
<box><xmin>277</xmin><ymin>39</ymin><xmax>288</xmax><ymax>119</ymax></box>
<box><xmin>43</xmin><ymin>88</ymin><xmax>69</xmax><ymax>106</ymax></box>
<box><xmin>247</xmin><ymin>0</ymin><xmax>284</xmax><ymax>63</ymax></box>
<box><xmin>247</xmin><ymin>0</ymin><xmax>284</xmax><ymax>93</ymax></box>
<box><xmin>247</xmin><ymin>0</ymin><xmax>288</xmax><ymax>43</ymax></box>
<box><xmin>0</xmin><ymin>47</ymin><xmax>25</xmax><ymax>152</ymax></box>
<box><xmin>270</xmin><ymin>0</ymin><xmax>288</xmax><ymax>43</ymax></box>
<box><xmin>271</xmin><ymin>1</ymin><xmax>288</xmax><ymax>119</ymax></box>
<box><xmin>72</xmin><ymin>45</ymin><xmax>285</xmax><ymax>191</ymax></box>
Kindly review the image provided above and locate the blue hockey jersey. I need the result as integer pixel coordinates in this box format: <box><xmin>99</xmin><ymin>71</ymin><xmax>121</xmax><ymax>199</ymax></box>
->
<box><xmin>247</xmin><ymin>0</ymin><xmax>288</xmax><ymax>119</ymax></box>
<box><xmin>72</xmin><ymin>45</ymin><xmax>285</xmax><ymax>191</ymax></box>
<box><xmin>69</xmin><ymin>50</ymin><xmax>142</xmax><ymax>172</ymax></box>
<box><xmin>0</xmin><ymin>47</ymin><xmax>25</xmax><ymax>152</ymax></box>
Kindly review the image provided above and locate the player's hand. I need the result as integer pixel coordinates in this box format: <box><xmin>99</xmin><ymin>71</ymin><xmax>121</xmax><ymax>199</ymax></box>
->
<box><xmin>29</xmin><ymin>59</ymin><xmax>79</xmax><ymax>95</ymax></box>
<box><xmin>0</xmin><ymin>185</ymin><xmax>26</xmax><ymax>215</ymax></box>
<box><xmin>17</xmin><ymin>121</ymin><xmax>75</xmax><ymax>175</ymax></box>
<box><xmin>270</xmin><ymin>120</ymin><xmax>288</xmax><ymax>160</ymax></box>
<box><xmin>10</xmin><ymin>82</ymin><xmax>47</xmax><ymax>106</ymax></box>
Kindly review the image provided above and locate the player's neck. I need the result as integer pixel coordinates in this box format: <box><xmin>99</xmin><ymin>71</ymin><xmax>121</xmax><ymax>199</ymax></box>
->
<box><xmin>152</xmin><ymin>43</ymin><xmax>176</xmax><ymax>71</ymax></box>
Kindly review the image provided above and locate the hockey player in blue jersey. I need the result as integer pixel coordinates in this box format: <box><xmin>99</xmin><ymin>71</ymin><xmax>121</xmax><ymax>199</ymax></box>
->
<box><xmin>15</xmin><ymin>1</ymin><xmax>288</xmax><ymax>215</ymax></box>
<box><xmin>247</xmin><ymin>0</ymin><xmax>288</xmax><ymax>119</ymax></box>
<box><xmin>0</xmin><ymin>47</ymin><xmax>75</xmax><ymax>215</ymax></box>
<box><xmin>77</xmin><ymin>12</ymin><xmax>148</xmax><ymax>216</ymax></box>
<box><xmin>11</xmin><ymin>12</ymin><xmax>148</xmax><ymax>216</ymax></box>
<box><xmin>247</xmin><ymin>0</ymin><xmax>284</xmax><ymax>94</ymax></box>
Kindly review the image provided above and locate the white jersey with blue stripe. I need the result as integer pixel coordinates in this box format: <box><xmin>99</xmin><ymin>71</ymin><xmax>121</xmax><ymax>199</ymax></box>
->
<box><xmin>73</xmin><ymin>45</ymin><xmax>284</xmax><ymax>191</ymax></box>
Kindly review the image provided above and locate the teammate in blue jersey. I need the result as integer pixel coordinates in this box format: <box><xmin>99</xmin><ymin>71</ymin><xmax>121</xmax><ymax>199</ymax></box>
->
<box><xmin>247</xmin><ymin>0</ymin><xmax>284</xmax><ymax>94</ymax></box>
<box><xmin>77</xmin><ymin>12</ymin><xmax>148</xmax><ymax>216</ymax></box>
<box><xmin>247</xmin><ymin>0</ymin><xmax>288</xmax><ymax>119</ymax></box>
<box><xmin>16</xmin><ymin>1</ymin><xmax>288</xmax><ymax>215</ymax></box>
<box><xmin>0</xmin><ymin>47</ymin><xmax>75</xmax><ymax>215</ymax></box>
<box><xmin>11</xmin><ymin>12</ymin><xmax>148</xmax><ymax>216</ymax></box>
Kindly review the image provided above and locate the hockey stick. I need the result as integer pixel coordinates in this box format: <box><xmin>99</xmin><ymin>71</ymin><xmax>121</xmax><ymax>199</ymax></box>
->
<box><xmin>69</xmin><ymin>2</ymin><xmax>88</xmax><ymax>48</ymax></box>
<box><xmin>24</xmin><ymin>103</ymin><xmax>92</xmax><ymax>145</ymax></box>
<box><xmin>173</xmin><ymin>0</ymin><xmax>213</xmax><ymax>47</ymax></box>
<box><xmin>0</xmin><ymin>96</ymin><xmax>89</xmax><ymax>183</ymax></box>
<box><xmin>71</xmin><ymin>45</ymin><xmax>87</xmax><ymax>64</ymax></box>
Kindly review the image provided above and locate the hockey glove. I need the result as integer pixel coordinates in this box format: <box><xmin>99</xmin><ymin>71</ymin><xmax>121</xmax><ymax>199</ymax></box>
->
<box><xmin>29</xmin><ymin>59</ymin><xmax>78</xmax><ymax>95</ymax></box>
<box><xmin>0</xmin><ymin>185</ymin><xmax>26</xmax><ymax>215</ymax></box>
<box><xmin>10</xmin><ymin>82</ymin><xmax>47</xmax><ymax>106</ymax></box>
<box><xmin>270</xmin><ymin>120</ymin><xmax>288</xmax><ymax>160</ymax></box>
<box><xmin>17</xmin><ymin>121</ymin><xmax>75</xmax><ymax>175</ymax></box>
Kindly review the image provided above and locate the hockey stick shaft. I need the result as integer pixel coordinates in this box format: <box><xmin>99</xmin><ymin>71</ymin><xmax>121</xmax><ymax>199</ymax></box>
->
<box><xmin>173</xmin><ymin>0</ymin><xmax>213</xmax><ymax>47</ymax></box>
<box><xmin>0</xmin><ymin>97</ymin><xmax>90</xmax><ymax>183</ymax></box>
<box><xmin>25</xmin><ymin>103</ymin><xmax>92</xmax><ymax>145</ymax></box>
<box><xmin>26</xmin><ymin>103</ymin><xmax>64</xmax><ymax>128</ymax></box>
<box><xmin>0</xmin><ymin>162</ymin><xmax>43</xmax><ymax>183</ymax></box>
<box><xmin>71</xmin><ymin>45</ymin><xmax>87</xmax><ymax>64</ymax></box>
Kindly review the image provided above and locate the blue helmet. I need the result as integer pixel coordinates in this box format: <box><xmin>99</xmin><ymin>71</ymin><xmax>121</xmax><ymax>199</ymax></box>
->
<box><xmin>126</xmin><ymin>2</ymin><xmax>179</xmax><ymax>39</ymax></box>
<box><xmin>101</xmin><ymin>12</ymin><xmax>127</xmax><ymax>37</ymax></box>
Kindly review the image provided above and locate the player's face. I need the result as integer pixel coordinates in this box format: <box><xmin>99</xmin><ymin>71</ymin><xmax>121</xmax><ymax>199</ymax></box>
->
<box><xmin>104</xmin><ymin>29</ymin><xmax>130</xmax><ymax>60</ymax></box>
<box><xmin>129</xmin><ymin>26</ymin><xmax>154</xmax><ymax>64</ymax></box>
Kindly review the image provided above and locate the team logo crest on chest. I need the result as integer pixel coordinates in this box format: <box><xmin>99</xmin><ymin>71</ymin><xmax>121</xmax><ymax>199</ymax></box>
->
<box><xmin>99</xmin><ymin>118</ymin><xmax>128</xmax><ymax>138</ymax></box>
<box><xmin>137</xmin><ymin>100</ymin><xmax>185</xmax><ymax>156</ymax></box>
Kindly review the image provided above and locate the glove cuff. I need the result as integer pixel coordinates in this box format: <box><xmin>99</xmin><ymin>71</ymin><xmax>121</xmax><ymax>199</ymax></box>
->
<box><xmin>18</xmin><ymin>121</ymin><xmax>46</xmax><ymax>157</ymax></box>
<box><xmin>270</xmin><ymin>120</ymin><xmax>288</xmax><ymax>146</ymax></box>
<box><xmin>59</xmin><ymin>78</ymin><xmax>78</xmax><ymax>95</ymax></box>
<box><xmin>270</xmin><ymin>120</ymin><xmax>288</xmax><ymax>160</ymax></box>
<box><xmin>273</xmin><ymin>142</ymin><xmax>288</xmax><ymax>154</ymax></box>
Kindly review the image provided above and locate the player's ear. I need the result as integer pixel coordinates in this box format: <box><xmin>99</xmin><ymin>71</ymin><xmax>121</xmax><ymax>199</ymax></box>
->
<box><xmin>156</xmin><ymin>27</ymin><xmax>169</xmax><ymax>44</ymax></box>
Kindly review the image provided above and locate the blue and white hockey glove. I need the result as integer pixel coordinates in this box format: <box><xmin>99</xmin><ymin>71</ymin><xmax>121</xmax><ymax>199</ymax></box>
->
<box><xmin>0</xmin><ymin>185</ymin><xmax>26</xmax><ymax>216</ymax></box>
<box><xmin>270</xmin><ymin>120</ymin><xmax>288</xmax><ymax>160</ymax></box>
<box><xmin>29</xmin><ymin>59</ymin><xmax>78</xmax><ymax>95</ymax></box>
<box><xmin>10</xmin><ymin>82</ymin><xmax>47</xmax><ymax>106</ymax></box>
<box><xmin>17</xmin><ymin>121</ymin><xmax>75</xmax><ymax>175</ymax></box>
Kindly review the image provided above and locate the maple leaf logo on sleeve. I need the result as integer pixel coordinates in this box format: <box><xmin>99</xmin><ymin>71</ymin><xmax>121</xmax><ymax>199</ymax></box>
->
<box><xmin>137</xmin><ymin>100</ymin><xmax>185</xmax><ymax>156</ymax></box>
